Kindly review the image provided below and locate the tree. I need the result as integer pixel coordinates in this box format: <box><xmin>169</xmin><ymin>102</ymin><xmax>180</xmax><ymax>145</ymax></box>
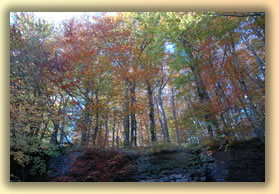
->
<box><xmin>10</xmin><ymin>12</ymin><xmax>265</xmax><ymax>161</ymax></box>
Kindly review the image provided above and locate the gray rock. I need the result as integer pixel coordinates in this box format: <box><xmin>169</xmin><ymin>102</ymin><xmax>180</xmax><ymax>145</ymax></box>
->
<box><xmin>170</xmin><ymin>174</ymin><xmax>183</xmax><ymax>179</ymax></box>
<box><xmin>159</xmin><ymin>177</ymin><xmax>169</xmax><ymax>182</ymax></box>
<box><xmin>200</xmin><ymin>176</ymin><xmax>206</xmax><ymax>181</ymax></box>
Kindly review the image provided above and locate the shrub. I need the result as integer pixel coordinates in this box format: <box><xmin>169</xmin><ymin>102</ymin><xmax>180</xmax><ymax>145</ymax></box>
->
<box><xmin>148</xmin><ymin>140</ymin><xmax>184</xmax><ymax>154</ymax></box>
<box><xmin>53</xmin><ymin>148</ymin><xmax>135</xmax><ymax>182</ymax></box>
<box><xmin>10</xmin><ymin>134</ymin><xmax>61</xmax><ymax>181</ymax></box>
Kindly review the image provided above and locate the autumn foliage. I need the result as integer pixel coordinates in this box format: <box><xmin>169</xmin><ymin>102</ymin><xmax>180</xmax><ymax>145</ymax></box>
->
<box><xmin>52</xmin><ymin>148</ymin><xmax>135</xmax><ymax>182</ymax></box>
<box><xmin>10</xmin><ymin>12</ymin><xmax>265</xmax><ymax>181</ymax></box>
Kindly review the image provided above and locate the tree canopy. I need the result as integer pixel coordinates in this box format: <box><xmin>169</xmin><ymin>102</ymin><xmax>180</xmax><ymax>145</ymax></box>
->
<box><xmin>10</xmin><ymin>12</ymin><xmax>265</xmax><ymax>180</ymax></box>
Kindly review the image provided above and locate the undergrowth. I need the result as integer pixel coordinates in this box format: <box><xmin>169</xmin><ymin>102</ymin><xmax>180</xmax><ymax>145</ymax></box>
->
<box><xmin>52</xmin><ymin>148</ymin><xmax>136</xmax><ymax>182</ymax></box>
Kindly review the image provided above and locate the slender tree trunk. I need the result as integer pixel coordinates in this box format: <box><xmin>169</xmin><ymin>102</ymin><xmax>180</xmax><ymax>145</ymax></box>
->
<box><xmin>81</xmin><ymin>102</ymin><xmax>90</xmax><ymax>147</ymax></box>
<box><xmin>242</xmin><ymin>36</ymin><xmax>265</xmax><ymax>77</ymax></box>
<box><xmin>98</xmin><ymin>124</ymin><xmax>103</xmax><ymax>145</ymax></box>
<box><xmin>59</xmin><ymin>95</ymin><xmax>69</xmax><ymax>145</ymax></box>
<box><xmin>144</xmin><ymin>119</ymin><xmax>150</xmax><ymax>146</ymax></box>
<box><xmin>86</xmin><ymin>128</ymin><xmax>91</xmax><ymax>146</ymax></box>
<box><xmin>103</xmin><ymin>97</ymin><xmax>109</xmax><ymax>148</ymax></box>
<box><xmin>130</xmin><ymin>114</ymin><xmax>137</xmax><ymax>147</ymax></box>
<box><xmin>130</xmin><ymin>83</ymin><xmax>137</xmax><ymax>147</ymax></box>
<box><xmin>81</xmin><ymin>130</ymin><xmax>87</xmax><ymax>147</ymax></box>
<box><xmin>93</xmin><ymin>111</ymin><xmax>99</xmax><ymax>145</ymax></box>
<box><xmin>116</xmin><ymin>122</ymin><xmax>120</xmax><ymax>149</ymax></box>
<box><xmin>146</xmin><ymin>80</ymin><xmax>156</xmax><ymax>142</ymax></box>
<box><xmin>81</xmin><ymin>118</ymin><xmax>88</xmax><ymax>147</ymax></box>
<box><xmin>60</xmin><ymin>120</ymin><xmax>65</xmax><ymax>145</ymax></box>
<box><xmin>190</xmin><ymin>62</ymin><xmax>218</xmax><ymax>139</ymax></box>
<box><xmin>112</xmin><ymin>117</ymin><xmax>116</xmax><ymax>148</ymax></box>
<box><xmin>139</xmin><ymin>119</ymin><xmax>144</xmax><ymax>147</ymax></box>
<box><xmin>171</xmin><ymin>88</ymin><xmax>181</xmax><ymax>145</ymax></box>
<box><xmin>123</xmin><ymin>81</ymin><xmax>130</xmax><ymax>147</ymax></box>
<box><xmin>157</xmin><ymin>89</ymin><xmax>170</xmax><ymax>142</ymax></box>
<box><xmin>155</xmin><ymin>97</ymin><xmax>163</xmax><ymax>137</ymax></box>
<box><xmin>238</xmin><ymin>96</ymin><xmax>258</xmax><ymax>138</ymax></box>
<box><xmin>93</xmin><ymin>90</ymin><xmax>99</xmax><ymax>145</ymax></box>
<box><xmin>104</xmin><ymin>117</ymin><xmax>109</xmax><ymax>148</ymax></box>
<box><xmin>215</xmin><ymin>82</ymin><xmax>242</xmax><ymax>139</ymax></box>
<box><xmin>215</xmin><ymin>82</ymin><xmax>239</xmax><ymax>125</ymax></box>
<box><xmin>231</xmin><ymin>37</ymin><xmax>265</xmax><ymax>142</ymax></box>
<box><xmin>183</xmin><ymin>42</ymin><xmax>219</xmax><ymax>140</ymax></box>
<box><xmin>51</xmin><ymin>119</ymin><xmax>59</xmax><ymax>145</ymax></box>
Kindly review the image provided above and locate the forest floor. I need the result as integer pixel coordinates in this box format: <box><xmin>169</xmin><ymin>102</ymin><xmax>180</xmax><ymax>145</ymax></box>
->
<box><xmin>45</xmin><ymin>138</ymin><xmax>264</xmax><ymax>182</ymax></box>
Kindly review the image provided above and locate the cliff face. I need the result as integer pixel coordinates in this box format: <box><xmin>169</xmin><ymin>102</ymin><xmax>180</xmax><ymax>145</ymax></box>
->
<box><xmin>208</xmin><ymin>138</ymin><xmax>265</xmax><ymax>182</ymax></box>
<box><xmin>43</xmin><ymin>138</ymin><xmax>266</xmax><ymax>182</ymax></box>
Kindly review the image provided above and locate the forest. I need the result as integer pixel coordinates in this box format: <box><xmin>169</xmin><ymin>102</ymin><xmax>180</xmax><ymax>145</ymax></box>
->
<box><xmin>10</xmin><ymin>12</ymin><xmax>265</xmax><ymax>182</ymax></box>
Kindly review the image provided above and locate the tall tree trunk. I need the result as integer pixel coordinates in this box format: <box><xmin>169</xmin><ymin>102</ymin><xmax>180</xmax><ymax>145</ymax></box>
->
<box><xmin>104</xmin><ymin>117</ymin><xmax>109</xmax><ymax>148</ymax></box>
<box><xmin>171</xmin><ymin>87</ymin><xmax>181</xmax><ymax>145</ymax></box>
<box><xmin>215</xmin><ymin>82</ymin><xmax>238</xmax><ymax>124</ymax></box>
<box><xmin>189</xmin><ymin>62</ymin><xmax>218</xmax><ymax>139</ymax></box>
<box><xmin>242</xmin><ymin>36</ymin><xmax>265</xmax><ymax>77</ymax></box>
<box><xmin>139</xmin><ymin>119</ymin><xmax>144</xmax><ymax>147</ymax></box>
<box><xmin>123</xmin><ymin>81</ymin><xmax>130</xmax><ymax>147</ymax></box>
<box><xmin>155</xmin><ymin>97</ymin><xmax>163</xmax><ymax>137</ymax></box>
<box><xmin>59</xmin><ymin>118</ymin><xmax>66</xmax><ymax>145</ymax></box>
<box><xmin>81</xmin><ymin>116</ymin><xmax>88</xmax><ymax>147</ymax></box>
<box><xmin>213</xmin><ymin>82</ymin><xmax>235</xmax><ymax>136</ymax></box>
<box><xmin>93</xmin><ymin>111</ymin><xmax>99</xmax><ymax>145</ymax></box>
<box><xmin>112</xmin><ymin>117</ymin><xmax>116</xmax><ymax>148</ymax></box>
<box><xmin>51</xmin><ymin>119</ymin><xmax>59</xmax><ymax>145</ymax></box>
<box><xmin>231</xmin><ymin>37</ymin><xmax>265</xmax><ymax>142</ymax></box>
<box><xmin>144</xmin><ymin>118</ymin><xmax>150</xmax><ymax>146</ymax></box>
<box><xmin>81</xmin><ymin>102</ymin><xmax>90</xmax><ymax>147</ymax></box>
<box><xmin>93</xmin><ymin>90</ymin><xmax>99</xmax><ymax>145</ymax></box>
<box><xmin>157</xmin><ymin>88</ymin><xmax>170</xmax><ymax>142</ymax></box>
<box><xmin>183</xmin><ymin>41</ymin><xmax>219</xmax><ymax>140</ymax></box>
<box><xmin>81</xmin><ymin>130</ymin><xmax>87</xmax><ymax>147</ymax></box>
<box><xmin>86</xmin><ymin>128</ymin><xmax>91</xmax><ymax>146</ymax></box>
<box><xmin>116</xmin><ymin>121</ymin><xmax>120</xmax><ymax>149</ymax></box>
<box><xmin>103</xmin><ymin>97</ymin><xmax>109</xmax><ymax>148</ymax></box>
<box><xmin>146</xmin><ymin>80</ymin><xmax>156</xmax><ymax>142</ymax></box>
<box><xmin>98</xmin><ymin>124</ymin><xmax>103</xmax><ymax>145</ymax></box>
<box><xmin>130</xmin><ymin>83</ymin><xmax>137</xmax><ymax>147</ymax></box>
